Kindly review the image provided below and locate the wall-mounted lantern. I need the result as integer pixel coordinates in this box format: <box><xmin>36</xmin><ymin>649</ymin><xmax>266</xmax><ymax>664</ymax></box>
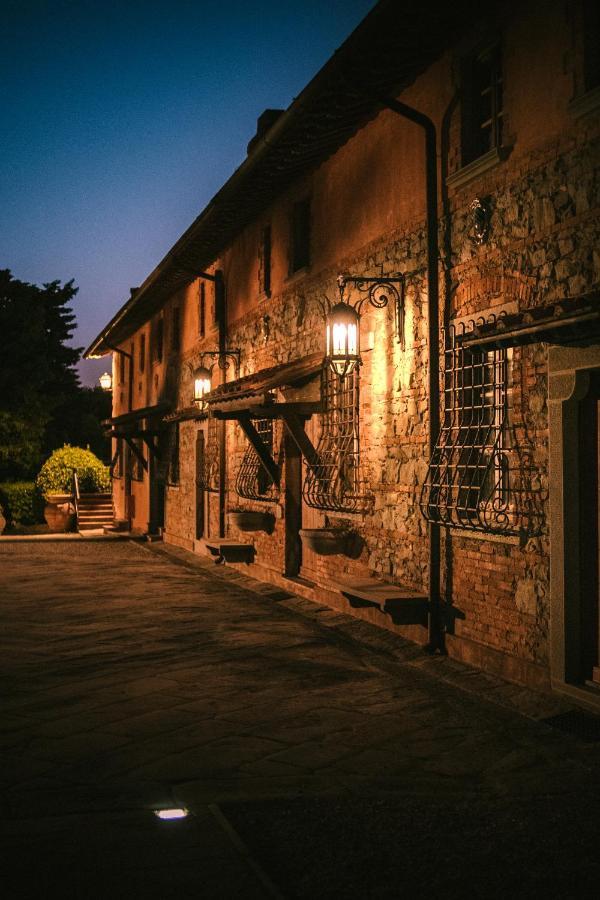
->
<box><xmin>193</xmin><ymin>365</ymin><xmax>212</xmax><ymax>405</ymax></box>
<box><xmin>99</xmin><ymin>372</ymin><xmax>113</xmax><ymax>392</ymax></box>
<box><xmin>326</xmin><ymin>301</ymin><xmax>360</xmax><ymax>378</ymax></box>
<box><xmin>323</xmin><ymin>272</ymin><xmax>405</xmax><ymax>378</ymax></box>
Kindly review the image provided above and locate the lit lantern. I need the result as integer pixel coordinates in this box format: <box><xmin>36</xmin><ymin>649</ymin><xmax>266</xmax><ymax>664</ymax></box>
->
<box><xmin>326</xmin><ymin>301</ymin><xmax>360</xmax><ymax>378</ymax></box>
<box><xmin>193</xmin><ymin>365</ymin><xmax>212</xmax><ymax>404</ymax></box>
<box><xmin>99</xmin><ymin>372</ymin><xmax>112</xmax><ymax>392</ymax></box>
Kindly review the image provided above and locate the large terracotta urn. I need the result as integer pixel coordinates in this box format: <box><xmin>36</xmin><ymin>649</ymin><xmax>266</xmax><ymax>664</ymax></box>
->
<box><xmin>43</xmin><ymin>494</ymin><xmax>76</xmax><ymax>533</ymax></box>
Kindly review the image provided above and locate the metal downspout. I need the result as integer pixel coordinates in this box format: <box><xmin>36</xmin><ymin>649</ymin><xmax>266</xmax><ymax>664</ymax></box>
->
<box><xmin>104</xmin><ymin>340</ymin><xmax>134</xmax><ymax>529</ymax></box>
<box><xmin>379</xmin><ymin>96</ymin><xmax>443</xmax><ymax>653</ymax></box>
<box><xmin>215</xmin><ymin>270</ymin><xmax>227</xmax><ymax>538</ymax></box>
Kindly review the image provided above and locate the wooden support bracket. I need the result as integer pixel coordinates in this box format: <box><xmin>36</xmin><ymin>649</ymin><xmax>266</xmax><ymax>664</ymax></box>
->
<box><xmin>237</xmin><ymin>413</ymin><xmax>280</xmax><ymax>489</ymax></box>
<box><xmin>280</xmin><ymin>410</ymin><xmax>320</xmax><ymax>471</ymax></box>
<box><xmin>123</xmin><ymin>435</ymin><xmax>148</xmax><ymax>472</ymax></box>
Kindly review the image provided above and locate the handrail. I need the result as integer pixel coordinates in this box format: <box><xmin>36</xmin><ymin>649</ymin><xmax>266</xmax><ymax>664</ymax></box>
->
<box><xmin>72</xmin><ymin>469</ymin><xmax>80</xmax><ymax>523</ymax></box>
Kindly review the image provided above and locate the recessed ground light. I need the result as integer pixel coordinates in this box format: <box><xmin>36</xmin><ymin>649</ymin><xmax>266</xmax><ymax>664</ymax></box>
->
<box><xmin>154</xmin><ymin>808</ymin><xmax>188</xmax><ymax>820</ymax></box>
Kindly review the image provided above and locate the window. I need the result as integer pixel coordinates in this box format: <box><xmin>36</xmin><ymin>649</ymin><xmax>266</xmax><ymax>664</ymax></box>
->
<box><xmin>420</xmin><ymin>323</ymin><xmax>542</xmax><ymax>537</ymax></box>
<box><xmin>461</xmin><ymin>43</ymin><xmax>503</xmax><ymax>167</ymax></box>
<box><xmin>289</xmin><ymin>198</ymin><xmax>310</xmax><ymax>273</ymax></box>
<box><xmin>303</xmin><ymin>367</ymin><xmax>372</xmax><ymax>514</ymax></box>
<box><xmin>129</xmin><ymin>439</ymin><xmax>144</xmax><ymax>482</ymax></box>
<box><xmin>139</xmin><ymin>333</ymin><xmax>145</xmax><ymax>374</ymax></box>
<box><xmin>235</xmin><ymin>418</ymin><xmax>277</xmax><ymax>501</ymax></box>
<box><xmin>171</xmin><ymin>306</ymin><xmax>180</xmax><ymax>353</ymax></box>
<box><xmin>583</xmin><ymin>0</ymin><xmax>600</xmax><ymax>91</ymax></box>
<box><xmin>199</xmin><ymin>281</ymin><xmax>206</xmax><ymax>338</ymax></box>
<box><xmin>259</xmin><ymin>225</ymin><xmax>272</xmax><ymax>297</ymax></box>
<box><xmin>168</xmin><ymin>424</ymin><xmax>180</xmax><ymax>485</ymax></box>
<box><xmin>153</xmin><ymin>317</ymin><xmax>164</xmax><ymax>363</ymax></box>
<box><xmin>111</xmin><ymin>440</ymin><xmax>123</xmax><ymax>479</ymax></box>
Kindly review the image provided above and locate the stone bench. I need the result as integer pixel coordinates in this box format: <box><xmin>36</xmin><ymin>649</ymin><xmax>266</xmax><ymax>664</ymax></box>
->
<box><xmin>331</xmin><ymin>578</ymin><xmax>429</xmax><ymax>625</ymax></box>
<box><xmin>204</xmin><ymin>540</ymin><xmax>256</xmax><ymax>565</ymax></box>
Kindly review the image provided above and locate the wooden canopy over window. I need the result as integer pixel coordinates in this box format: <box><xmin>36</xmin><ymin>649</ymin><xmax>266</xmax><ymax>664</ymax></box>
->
<box><xmin>458</xmin><ymin>293</ymin><xmax>600</xmax><ymax>351</ymax></box>
<box><xmin>204</xmin><ymin>352</ymin><xmax>323</xmax><ymax>413</ymax></box>
<box><xmin>104</xmin><ymin>402</ymin><xmax>172</xmax><ymax>465</ymax></box>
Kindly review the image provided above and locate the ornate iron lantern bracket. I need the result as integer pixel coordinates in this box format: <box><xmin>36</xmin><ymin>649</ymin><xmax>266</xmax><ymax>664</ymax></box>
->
<box><xmin>335</xmin><ymin>271</ymin><xmax>406</xmax><ymax>349</ymax></box>
<box><xmin>198</xmin><ymin>348</ymin><xmax>241</xmax><ymax>377</ymax></box>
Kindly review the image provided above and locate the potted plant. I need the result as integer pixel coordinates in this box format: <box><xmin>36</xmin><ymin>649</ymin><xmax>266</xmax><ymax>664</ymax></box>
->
<box><xmin>228</xmin><ymin>509</ymin><xmax>275</xmax><ymax>533</ymax></box>
<box><xmin>299</xmin><ymin>526</ymin><xmax>352</xmax><ymax>556</ymax></box>
<box><xmin>36</xmin><ymin>445</ymin><xmax>110</xmax><ymax>533</ymax></box>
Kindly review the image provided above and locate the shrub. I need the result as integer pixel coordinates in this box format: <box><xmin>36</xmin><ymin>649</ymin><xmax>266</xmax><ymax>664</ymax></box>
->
<box><xmin>0</xmin><ymin>482</ymin><xmax>45</xmax><ymax>525</ymax></box>
<box><xmin>36</xmin><ymin>445</ymin><xmax>111</xmax><ymax>497</ymax></box>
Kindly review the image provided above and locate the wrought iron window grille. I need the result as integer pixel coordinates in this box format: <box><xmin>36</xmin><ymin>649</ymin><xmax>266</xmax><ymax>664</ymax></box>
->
<box><xmin>235</xmin><ymin>418</ymin><xmax>279</xmax><ymax>502</ymax></box>
<box><xmin>420</xmin><ymin>319</ymin><xmax>545</xmax><ymax>537</ymax></box>
<box><xmin>303</xmin><ymin>365</ymin><xmax>373</xmax><ymax>514</ymax></box>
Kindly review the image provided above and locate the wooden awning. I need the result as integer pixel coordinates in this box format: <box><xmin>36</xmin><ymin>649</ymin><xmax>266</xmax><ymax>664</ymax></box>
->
<box><xmin>163</xmin><ymin>405</ymin><xmax>206</xmax><ymax>424</ymax></box>
<box><xmin>458</xmin><ymin>293</ymin><xmax>600</xmax><ymax>351</ymax></box>
<box><xmin>105</xmin><ymin>402</ymin><xmax>172</xmax><ymax>431</ymax></box>
<box><xmin>104</xmin><ymin>402</ymin><xmax>172</xmax><ymax>463</ymax></box>
<box><xmin>204</xmin><ymin>352</ymin><xmax>323</xmax><ymax>409</ymax></box>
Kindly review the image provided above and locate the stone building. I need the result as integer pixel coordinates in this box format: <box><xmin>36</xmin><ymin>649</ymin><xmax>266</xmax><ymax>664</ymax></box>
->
<box><xmin>86</xmin><ymin>0</ymin><xmax>600</xmax><ymax>709</ymax></box>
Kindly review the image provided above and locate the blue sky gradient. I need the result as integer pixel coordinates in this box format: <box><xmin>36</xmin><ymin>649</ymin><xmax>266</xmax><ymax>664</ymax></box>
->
<box><xmin>1</xmin><ymin>0</ymin><xmax>375</xmax><ymax>384</ymax></box>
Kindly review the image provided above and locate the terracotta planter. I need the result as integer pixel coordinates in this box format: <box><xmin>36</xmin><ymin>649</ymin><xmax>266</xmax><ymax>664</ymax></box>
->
<box><xmin>299</xmin><ymin>527</ymin><xmax>351</xmax><ymax>556</ymax></box>
<box><xmin>44</xmin><ymin>494</ymin><xmax>76</xmax><ymax>533</ymax></box>
<box><xmin>228</xmin><ymin>510</ymin><xmax>274</xmax><ymax>533</ymax></box>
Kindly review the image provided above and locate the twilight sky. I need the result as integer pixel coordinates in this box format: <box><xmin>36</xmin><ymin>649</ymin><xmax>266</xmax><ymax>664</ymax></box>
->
<box><xmin>1</xmin><ymin>0</ymin><xmax>375</xmax><ymax>385</ymax></box>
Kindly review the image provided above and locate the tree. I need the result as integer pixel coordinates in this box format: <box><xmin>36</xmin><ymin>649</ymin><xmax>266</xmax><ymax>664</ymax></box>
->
<box><xmin>0</xmin><ymin>269</ymin><xmax>82</xmax><ymax>479</ymax></box>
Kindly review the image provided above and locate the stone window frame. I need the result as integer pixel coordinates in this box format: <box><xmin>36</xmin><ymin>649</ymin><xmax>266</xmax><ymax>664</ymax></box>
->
<box><xmin>167</xmin><ymin>423</ymin><xmax>180</xmax><ymax>486</ymax></box>
<box><xmin>288</xmin><ymin>196</ymin><xmax>311</xmax><ymax>275</ymax></box>
<box><xmin>258</xmin><ymin>223</ymin><xmax>272</xmax><ymax>298</ymax></box>
<box><xmin>568</xmin><ymin>0</ymin><xmax>600</xmax><ymax>119</ymax></box>
<box><xmin>198</xmin><ymin>281</ymin><xmax>206</xmax><ymax>338</ymax></box>
<box><xmin>447</xmin><ymin>37</ymin><xmax>512</xmax><ymax>190</ymax></box>
<box><xmin>139</xmin><ymin>332</ymin><xmax>146</xmax><ymax>375</ymax></box>
<box><xmin>152</xmin><ymin>316</ymin><xmax>164</xmax><ymax>364</ymax></box>
<box><xmin>171</xmin><ymin>305</ymin><xmax>180</xmax><ymax>354</ymax></box>
<box><xmin>129</xmin><ymin>439</ymin><xmax>144</xmax><ymax>482</ymax></box>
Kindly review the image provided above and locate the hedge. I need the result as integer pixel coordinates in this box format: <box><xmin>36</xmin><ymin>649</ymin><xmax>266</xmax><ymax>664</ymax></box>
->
<box><xmin>0</xmin><ymin>482</ymin><xmax>45</xmax><ymax>525</ymax></box>
<box><xmin>36</xmin><ymin>445</ymin><xmax>111</xmax><ymax>496</ymax></box>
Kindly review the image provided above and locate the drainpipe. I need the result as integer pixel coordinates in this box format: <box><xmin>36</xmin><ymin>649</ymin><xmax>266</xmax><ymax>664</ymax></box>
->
<box><xmin>378</xmin><ymin>96</ymin><xmax>443</xmax><ymax>653</ymax></box>
<box><xmin>104</xmin><ymin>340</ymin><xmax>134</xmax><ymax>529</ymax></box>
<box><xmin>215</xmin><ymin>270</ymin><xmax>227</xmax><ymax>539</ymax></box>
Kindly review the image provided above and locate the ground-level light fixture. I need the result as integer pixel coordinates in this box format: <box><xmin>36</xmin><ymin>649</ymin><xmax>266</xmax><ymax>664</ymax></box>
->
<box><xmin>99</xmin><ymin>371</ymin><xmax>113</xmax><ymax>391</ymax></box>
<box><xmin>323</xmin><ymin>272</ymin><xmax>406</xmax><ymax>378</ymax></box>
<box><xmin>193</xmin><ymin>365</ymin><xmax>212</xmax><ymax>405</ymax></box>
<box><xmin>154</xmin><ymin>807</ymin><xmax>189</xmax><ymax>820</ymax></box>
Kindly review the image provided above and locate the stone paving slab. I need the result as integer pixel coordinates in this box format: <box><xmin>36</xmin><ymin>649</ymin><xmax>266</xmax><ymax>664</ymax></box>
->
<box><xmin>1</xmin><ymin>539</ymin><xmax>600</xmax><ymax>897</ymax></box>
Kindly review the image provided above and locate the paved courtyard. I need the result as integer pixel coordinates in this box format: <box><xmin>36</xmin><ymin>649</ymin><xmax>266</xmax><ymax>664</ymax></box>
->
<box><xmin>2</xmin><ymin>539</ymin><xmax>600</xmax><ymax>898</ymax></box>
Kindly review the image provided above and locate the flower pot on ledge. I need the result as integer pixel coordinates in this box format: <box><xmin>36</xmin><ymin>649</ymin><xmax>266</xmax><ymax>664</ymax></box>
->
<box><xmin>43</xmin><ymin>494</ymin><xmax>76</xmax><ymax>533</ymax></box>
<box><xmin>299</xmin><ymin>527</ymin><xmax>351</xmax><ymax>556</ymax></box>
<box><xmin>228</xmin><ymin>509</ymin><xmax>274</xmax><ymax>533</ymax></box>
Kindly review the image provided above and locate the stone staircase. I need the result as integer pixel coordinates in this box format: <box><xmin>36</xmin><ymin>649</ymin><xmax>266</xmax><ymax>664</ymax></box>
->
<box><xmin>77</xmin><ymin>493</ymin><xmax>113</xmax><ymax>532</ymax></box>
